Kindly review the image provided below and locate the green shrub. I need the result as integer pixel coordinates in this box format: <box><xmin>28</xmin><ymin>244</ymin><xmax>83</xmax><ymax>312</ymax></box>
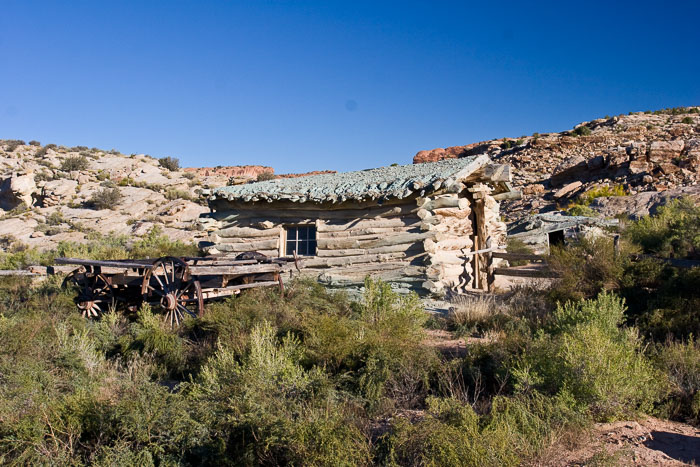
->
<box><xmin>86</xmin><ymin>187</ymin><xmax>122</xmax><ymax>210</ymax></box>
<box><xmin>28</xmin><ymin>140</ymin><xmax>40</xmax><ymax>146</ymax></box>
<box><xmin>654</xmin><ymin>338</ymin><xmax>700</xmax><ymax>423</ymax></box>
<box><xmin>164</xmin><ymin>188</ymin><xmax>193</xmax><ymax>201</ymax></box>
<box><xmin>60</xmin><ymin>155</ymin><xmax>90</xmax><ymax>171</ymax></box>
<box><xmin>514</xmin><ymin>293</ymin><xmax>665</xmax><ymax>420</ymax></box>
<box><xmin>188</xmin><ymin>321</ymin><xmax>371</xmax><ymax>465</ymax></box>
<box><xmin>130</xmin><ymin>225</ymin><xmax>200</xmax><ymax>258</ymax></box>
<box><xmin>256</xmin><ymin>172</ymin><xmax>275</xmax><ymax>181</ymax></box>
<box><xmin>566</xmin><ymin>204</ymin><xmax>596</xmax><ymax>217</ymax></box>
<box><xmin>380</xmin><ymin>394</ymin><xmax>585</xmax><ymax>466</ymax></box>
<box><xmin>572</xmin><ymin>126</ymin><xmax>591</xmax><ymax>136</ymax></box>
<box><xmin>625</xmin><ymin>197</ymin><xmax>700</xmax><ymax>259</ymax></box>
<box><xmin>3</xmin><ymin>139</ymin><xmax>25</xmax><ymax>151</ymax></box>
<box><xmin>548</xmin><ymin>236</ymin><xmax>632</xmax><ymax>302</ymax></box>
<box><xmin>158</xmin><ymin>156</ymin><xmax>180</xmax><ymax>171</ymax></box>
<box><xmin>681</xmin><ymin>116</ymin><xmax>694</xmax><ymax>124</ymax></box>
<box><xmin>577</xmin><ymin>185</ymin><xmax>627</xmax><ymax>205</ymax></box>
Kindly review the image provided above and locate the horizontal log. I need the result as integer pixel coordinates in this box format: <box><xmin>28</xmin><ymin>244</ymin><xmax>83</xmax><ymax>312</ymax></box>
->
<box><xmin>215</xmin><ymin>235</ymin><xmax>280</xmax><ymax>244</ymax></box>
<box><xmin>492</xmin><ymin>190</ymin><xmax>522</xmax><ymax>201</ymax></box>
<box><xmin>424</xmin><ymin>237</ymin><xmax>474</xmax><ymax>254</ymax></box>
<box><xmin>55</xmin><ymin>258</ymin><xmax>151</xmax><ymax>269</ymax></box>
<box><xmin>210</xmin><ymin>239</ymin><xmax>279</xmax><ymax>252</ymax></box>
<box><xmin>217</xmin><ymin>226</ymin><xmax>282</xmax><ymax>238</ymax></box>
<box><xmin>418</xmin><ymin>195</ymin><xmax>469</xmax><ymax>211</ymax></box>
<box><xmin>492</xmin><ymin>252</ymin><xmax>548</xmax><ymax>262</ymax></box>
<box><xmin>317</xmin><ymin>217</ymin><xmax>420</xmax><ymax>232</ymax></box>
<box><xmin>317</xmin><ymin>231</ymin><xmax>434</xmax><ymax>250</ymax></box>
<box><xmin>190</xmin><ymin>263</ymin><xmax>281</xmax><ymax>275</ymax></box>
<box><xmin>316</xmin><ymin>244</ymin><xmax>423</xmax><ymax>257</ymax></box>
<box><xmin>0</xmin><ymin>270</ymin><xmax>40</xmax><ymax>276</ymax></box>
<box><xmin>318</xmin><ymin>226</ymin><xmax>415</xmax><ymax>238</ymax></box>
<box><xmin>493</xmin><ymin>267</ymin><xmax>559</xmax><ymax>278</ymax></box>
<box><xmin>426</xmin><ymin>251</ymin><xmax>468</xmax><ymax>265</ymax></box>
<box><xmin>302</xmin><ymin>251</ymin><xmax>428</xmax><ymax>268</ymax></box>
<box><xmin>432</xmin><ymin>207</ymin><xmax>470</xmax><ymax>219</ymax></box>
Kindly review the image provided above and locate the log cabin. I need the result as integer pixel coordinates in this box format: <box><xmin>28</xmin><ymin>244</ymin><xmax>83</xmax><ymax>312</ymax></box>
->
<box><xmin>199</xmin><ymin>155</ymin><xmax>512</xmax><ymax>296</ymax></box>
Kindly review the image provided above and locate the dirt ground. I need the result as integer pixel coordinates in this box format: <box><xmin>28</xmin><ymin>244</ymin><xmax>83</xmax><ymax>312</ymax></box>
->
<box><xmin>539</xmin><ymin>417</ymin><xmax>700</xmax><ymax>466</ymax></box>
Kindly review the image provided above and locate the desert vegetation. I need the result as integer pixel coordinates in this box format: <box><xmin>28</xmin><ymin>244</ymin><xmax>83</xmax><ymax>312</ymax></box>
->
<box><xmin>0</xmin><ymin>199</ymin><xmax>698</xmax><ymax>465</ymax></box>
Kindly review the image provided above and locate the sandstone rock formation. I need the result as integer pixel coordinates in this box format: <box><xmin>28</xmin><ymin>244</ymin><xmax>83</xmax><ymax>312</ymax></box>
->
<box><xmin>0</xmin><ymin>142</ymin><xmax>267</xmax><ymax>251</ymax></box>
<box><xmin>413</xmin><ymin>108</ymin><xmax>700</xmax><ymax>220</ymax></box>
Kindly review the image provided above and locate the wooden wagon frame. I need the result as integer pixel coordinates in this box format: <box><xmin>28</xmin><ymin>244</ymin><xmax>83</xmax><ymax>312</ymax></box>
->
<box><xmin>56</xmin><ymin>255</ymin><xmax>300</xmax><ymax>327</ymax></box>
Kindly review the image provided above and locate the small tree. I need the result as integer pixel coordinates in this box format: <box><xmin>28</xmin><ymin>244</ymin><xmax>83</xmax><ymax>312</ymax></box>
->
<box><xmin>256</xmin><ymin>172</ymin><xmax>275</xmax><ymax>182</ymax></box>
<box><xmin>158</xmin><ymin>156</ymin><xmax>180</xmax><ymax>171</ymax></box>
<box><xmin>60</xmin><ymin>155</ymin><xmax>90</xmax><ymax>171</ymax></box>
<box><xmin>87</xmin><ymin>187</ymin><xmax>122</xmax><ymax>210</ymax></box>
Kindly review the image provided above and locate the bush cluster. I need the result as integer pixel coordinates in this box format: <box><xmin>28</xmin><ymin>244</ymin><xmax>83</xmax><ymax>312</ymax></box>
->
<box><xmin>60</xmin><ymin>155</ymin><xmax>90</xmax><ymax>172</ymax></box>
<box><xmin>158</xmin><ymin>156</ymin><xmax>180</xmax><ymax>171</ymax></box>
<box><xmin>86</xmin><ymin>187</ymin><xmax>122</xmax><ymax>210</ymax></box>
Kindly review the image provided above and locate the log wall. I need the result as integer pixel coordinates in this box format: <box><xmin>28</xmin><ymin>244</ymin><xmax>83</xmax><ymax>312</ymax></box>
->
<box><xmin>202</xmin><ymin>188</ymin><xmax>506</xmax><ymax>295</ymax></box>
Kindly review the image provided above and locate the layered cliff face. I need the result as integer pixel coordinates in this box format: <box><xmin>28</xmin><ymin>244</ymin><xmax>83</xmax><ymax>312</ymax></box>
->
<box><xmin>414</xmin><ymin>108</ymin><xmax>700</xmax><ymax>220</ymax></box>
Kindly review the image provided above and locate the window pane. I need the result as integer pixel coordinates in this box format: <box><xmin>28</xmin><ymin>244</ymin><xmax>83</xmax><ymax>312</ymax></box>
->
<box><xmin>284</xmin><ymin>226</ymin><xmax>316</xmax><ymax>256</ymax></box>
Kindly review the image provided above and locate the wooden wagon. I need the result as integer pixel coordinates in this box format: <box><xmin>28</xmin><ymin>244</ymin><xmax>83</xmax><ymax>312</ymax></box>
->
<box><xmin>56</xmin><ymin>254</ymin><xmax>300</xmax><ymax>327</ymax></box>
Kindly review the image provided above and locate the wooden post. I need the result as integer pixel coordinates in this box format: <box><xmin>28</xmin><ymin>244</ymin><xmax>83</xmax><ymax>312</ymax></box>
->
<box><xmin>473</xmin><ymin>196</ymin><xmax>488</xmax><ymax>290</ymax></box>
<box><xmin>485</xmin><ymin>237</ymin><xmax>495</xmax><ymax>292</ymax></box>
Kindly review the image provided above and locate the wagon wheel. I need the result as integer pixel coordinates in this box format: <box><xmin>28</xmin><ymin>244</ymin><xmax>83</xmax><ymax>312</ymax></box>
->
<box><xmin>62</xmin><ymin>268</ymin><xmax>115</xmax><ymax>318</ymax></box>
<box><xmin>141</xmin><ymin>257</ymin><xmax>204</xmax><ymax>328</ymax></box>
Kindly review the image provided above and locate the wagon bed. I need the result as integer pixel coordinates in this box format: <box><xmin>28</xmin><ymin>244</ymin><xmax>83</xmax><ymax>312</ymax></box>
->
<box><xmin>56</xmin><ymin>254</ymin><xmax>300</xmax><ymax>327</ymax></box>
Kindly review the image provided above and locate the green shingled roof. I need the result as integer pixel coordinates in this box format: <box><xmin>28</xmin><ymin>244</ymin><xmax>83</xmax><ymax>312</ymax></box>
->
<box><xmin>211</xmin><ymin>154</ymin><xmax>490</xmax><ymax>204</ymax></box>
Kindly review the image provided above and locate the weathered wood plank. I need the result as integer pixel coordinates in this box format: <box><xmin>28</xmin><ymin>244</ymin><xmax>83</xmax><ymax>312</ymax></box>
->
<box><xmin>493</xmin><ymin>267</ymin><xmax>559</xmax><ymax>278</ymax></box>
<box><xmin>190</xmin><ymin>263</ymin><xmax>281</xmax><ymax>275</ymax></box>
<box><xmin>217</xmin><ymin>226</ymin><xmax>282</xmax><ymax>238</ymax></box>
<box><xmin>492</xmin><ymin>252</ymin><xmax>548</xmax><ymax>262</ymax></box>
<box><xmin>317</xmin><ymin>217</ymin><xmax>421</xmax><ymax>232</ymax></box>
<box><xmin>201</xmin><ymin>280</ymin><xmax>280</xmax><ymax>299</ymax></box>
<box><xmin>317</xmin><ymin>231</ymin><xmax>433</xmax><ymax>250</ymax></box>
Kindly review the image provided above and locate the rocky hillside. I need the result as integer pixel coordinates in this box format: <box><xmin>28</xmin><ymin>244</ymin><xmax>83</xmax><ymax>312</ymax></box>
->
<box><xmin>0</xmin><ymin>141</ymin><xmax>276</xmax><ymax>251</ymax></box>
<box><xmin>415</xmin><ymin>107</ymin><xmax>700</xmax><ymax>220</ymax></box>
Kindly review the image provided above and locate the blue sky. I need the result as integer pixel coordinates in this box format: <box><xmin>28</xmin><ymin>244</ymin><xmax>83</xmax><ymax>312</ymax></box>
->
<box><xmin>1</xmin><ymin>1</ymin><xmax>698</xmax><ymax>173</ymax></box>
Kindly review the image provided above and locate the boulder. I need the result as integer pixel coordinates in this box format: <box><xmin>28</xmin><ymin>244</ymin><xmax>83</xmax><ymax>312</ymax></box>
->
<box><xmin>550</xmin><ymin>155</ymin><xmax>588</xmax><ymax>186</ymax></box>
<box><xmin>628</xmin><ymin>160</ymin><xmax>650</xmax><ymax>175</ymax></box>
<box><xmin>648</xmin><ymin>140</ymin><xmax>684</xmax><ymax>163</ymax></box>
<box><xmin>553</xmin><ymin>181</ymin><xmax>583</xmax><ymax>199</ymax></box>
<box><xmin>0</xmin><ymin>174</ymin><xmax>37</xmax><ymax>209</ymax></box>
<box><xmin>658</xmin><ymin>162</ymin><xmax>680</xmax><ymax>175</ymax></box>
<box><xmin>626</xmin><ymin>141</ymin><xmax>647</xmax><ymax>160</ymax></box>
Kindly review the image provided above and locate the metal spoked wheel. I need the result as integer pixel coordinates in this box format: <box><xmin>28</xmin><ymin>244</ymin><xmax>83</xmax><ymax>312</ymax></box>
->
<box><xmin>63</xmin><ymin>268</ymin><xmax>116</xmax><ymax>318</ymax></box>
<box><xmin>141</xmin><ymin>257</ymin><xmax>204</xmax><ymax>328</ymax></box>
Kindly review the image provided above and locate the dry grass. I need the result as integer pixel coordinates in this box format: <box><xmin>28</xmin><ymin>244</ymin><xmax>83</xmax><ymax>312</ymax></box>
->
<box><xmin>447</xmin><ymin>294</ymin><xmax>495</xmax><ymax>328</ymax></box>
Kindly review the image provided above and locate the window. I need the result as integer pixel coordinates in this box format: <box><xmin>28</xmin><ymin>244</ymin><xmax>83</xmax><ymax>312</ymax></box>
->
<box><xmin>285</xmin><ymin>225</ymin><xmax>317</xmax><ymax>256</ymax></box>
